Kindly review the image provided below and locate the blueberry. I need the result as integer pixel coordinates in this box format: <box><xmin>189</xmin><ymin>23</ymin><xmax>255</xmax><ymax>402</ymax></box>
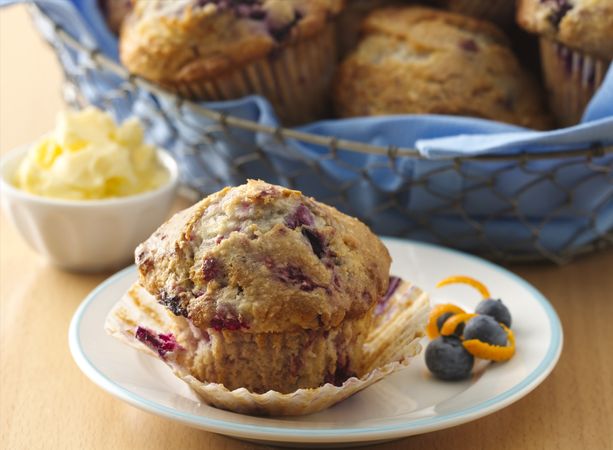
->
<box><xmin>435</xmin><ymin>312</ymin><xmax>465</xmax><ymax>336</ymax></box>
<box><xmin>475</xmin><ymin>299</ymin><xmax>512</xmax><ymax>328</ymax></box>
<box><xmin>202</xmin><ymin>256</ymin><xmax>221</xmax><ymax>281</ymax></box>
<box><xmin>375</xmin><ymin>276</ymin><xmax>401</xmax><ymax>314</ymax></box>
<box><xmin>159</xmin><ymin>292</ymin><xmax>187</xmax><ymax>317</ymax></box>
<box><xmin>425</xmin><ymin>336</ymin><xmax>474</xmax><ymax>381</ymax></box>
<box><xmin>464</xmin><ymin>315</ymin><xmax>507</xmax><ymax>346</ymax></box>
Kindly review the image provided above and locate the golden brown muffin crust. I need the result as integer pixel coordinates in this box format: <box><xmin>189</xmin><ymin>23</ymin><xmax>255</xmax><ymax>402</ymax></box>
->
<box><xmin>136</xmin><ymin>180</ymin><xmax>391</xmax><ymax>334</ymax></box>
<box><xmin>334</xmin><ymin>6</ymin><xmax>552</xmax><ymax>129</ymax></box>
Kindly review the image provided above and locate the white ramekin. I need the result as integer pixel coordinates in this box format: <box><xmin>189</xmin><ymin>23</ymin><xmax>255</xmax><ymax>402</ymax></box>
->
<box><xmin>0</xmin><ymin>144</ymin><xmax>179</xmax><ymax>272</ymax></box>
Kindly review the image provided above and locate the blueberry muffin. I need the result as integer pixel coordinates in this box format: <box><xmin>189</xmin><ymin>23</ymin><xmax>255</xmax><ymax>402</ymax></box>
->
<box><xmin>134</xmin><ymin>180</ymin><xmax>391</xmax><ymax>393</ymax></box>
<box><xmin>337</xmin><ymin>0</ymin><xmax>403</xmax><ymax>57</ymax></box>
<box><xmin>334</xmin><ymin>7</ymin><xmax>552</xmax><ymax>129</ymax></box>
<box><xmin>517</xmin><ymin>0</ymin><xmax>613</xmax><ymax>125</ymax></box>
<box><xmin>119</xmin><ymin>0</ymin><xmax>345</xmax><ymax>125</ymax></box>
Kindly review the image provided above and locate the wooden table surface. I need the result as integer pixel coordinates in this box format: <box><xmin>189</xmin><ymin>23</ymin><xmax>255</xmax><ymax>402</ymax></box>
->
<box><xmin>1</xmin><ymin>5</ymin><xmax>612</xmax><ymax>450</ymax></box>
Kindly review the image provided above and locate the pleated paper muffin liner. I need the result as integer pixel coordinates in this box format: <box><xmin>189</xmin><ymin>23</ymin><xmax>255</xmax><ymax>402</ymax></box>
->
<box><xmin>105</xmin><ymin>280</ymin><xmax>429</xmax><ymax>416</ymax></box>
<box><xmin>539</xmin><ymin>38</ymin><xmax>611</xmax><ymax>126</ymax></box>
<box><xmin>165</xmin><ymin>23</ymin><xmax>338</xmax><ymax>126</ymax></box>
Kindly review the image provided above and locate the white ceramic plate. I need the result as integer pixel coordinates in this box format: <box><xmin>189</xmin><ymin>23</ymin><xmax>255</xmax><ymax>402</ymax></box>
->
<box><xmin>69</xmin><ymin>238</ymin><xmax>563</xmax><ymax>447</ymax></box>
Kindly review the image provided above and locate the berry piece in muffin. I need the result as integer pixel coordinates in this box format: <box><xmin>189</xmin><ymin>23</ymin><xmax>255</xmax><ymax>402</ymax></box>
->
<box><xmin>429</xmin><ymin>0</ymin><xmax>516</xmax><ymax>28</ymax></box>
<box><xmin>98</xmin><ymin>0</ymin><xmax>132</xmax><ymax>34</ymax></box>
<box><xmin>334</xmin><ymin>6</ymin><xmax>552</xmax><ymax>129</ymax></box>
<box><xmin>517</xmin><ymin>0</ymin><xmax>613</xmax><ymax>60</ymax></box>
<box><xmin>106</xmin><ymin>180</ymin><xmax>430</xmax><ymax>415</ymax></box>
<box><xmin>106</xmin><ymin>273</ymin><xmax>429</xmax><ymax>415</ymax></box>
<box><xmin>337</xmin><ymin>0</ymin><xmax>403</xmax><ymax>57</ymax></box>
<box><xmin>517</xmin><ymin>0</ymin><xmax>612</xmax><ymax>125</ymax></box>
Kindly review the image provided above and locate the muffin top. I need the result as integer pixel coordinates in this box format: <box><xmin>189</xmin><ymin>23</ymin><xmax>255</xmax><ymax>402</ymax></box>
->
<box><xmin>517</xmin><ymin>0</ymin><xmax>613</xmax><ymax>59</ymax></box>
<box><xmin>120</xmin><ymin>0</ymin><xmax>344</xmax><ymax>84</ymax></box>
<box><xmin>334</xmin><ymin>6</ymin><xmax>552</xmax><ymax>129</ymax></box>
<box><xmin>135</xmin><ymin>180</ymin><xmax>391</xmax><ymax>334</ymax></box>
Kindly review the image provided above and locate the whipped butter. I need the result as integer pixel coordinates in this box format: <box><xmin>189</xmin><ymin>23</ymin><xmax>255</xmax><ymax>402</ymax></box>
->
<box><xmin>15</xmin><ymin>107</ymin><xmax>168</xmax><ymax>200</ymax></box>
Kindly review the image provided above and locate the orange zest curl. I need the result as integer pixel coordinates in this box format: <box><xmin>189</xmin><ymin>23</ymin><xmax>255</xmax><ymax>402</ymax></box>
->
<box><xmin>440</xmin><ymin>313</ymin><xmax>477</xmax><ymax>336</ymax></box>
<box><xmin>426</xmin><ymin>304</ymin><xmax>467</xmax><ymax>339</ymax></box>
<box><xmin>436</xmin><ymin>275</ymin><xmax>491</xmax><ymax>299</ymax></box>
<box><xmin>463</xmin><ymin>324</ymin><xmax>516</xmax><ymax>362</ymax></box>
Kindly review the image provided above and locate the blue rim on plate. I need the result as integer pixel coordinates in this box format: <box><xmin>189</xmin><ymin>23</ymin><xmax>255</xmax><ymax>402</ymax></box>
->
<box><xmin>69</xmin><ymin>239</ymin><xmax>563</xmax><ymax>442</ymax></box>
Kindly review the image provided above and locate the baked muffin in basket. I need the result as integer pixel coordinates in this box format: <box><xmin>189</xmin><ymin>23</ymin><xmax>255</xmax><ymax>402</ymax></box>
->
<box><xmin>105</xmin><ymin>180</ymin><xmax>429</xmax><ymax>415</ymax></box>
<box><xmin>119</xmin><ymin>0</ymin><xmax>345</xmax><ymax>125</ymax></box>
<box><xmin>517</xmin><ymin>0</ymin><xmax>613</xmax><ymax>125</ymax></box>
<box><xmin>334</xmin><ymin>6</ymin><xmax>552</xmax><ymax>129</ymax></box>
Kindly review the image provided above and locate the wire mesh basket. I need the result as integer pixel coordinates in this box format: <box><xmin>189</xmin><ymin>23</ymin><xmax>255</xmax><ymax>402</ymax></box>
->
<box><xmin>29</xmin><ymin>3</ymin><xmax>613</xmax><ymax>264</ymax></box>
